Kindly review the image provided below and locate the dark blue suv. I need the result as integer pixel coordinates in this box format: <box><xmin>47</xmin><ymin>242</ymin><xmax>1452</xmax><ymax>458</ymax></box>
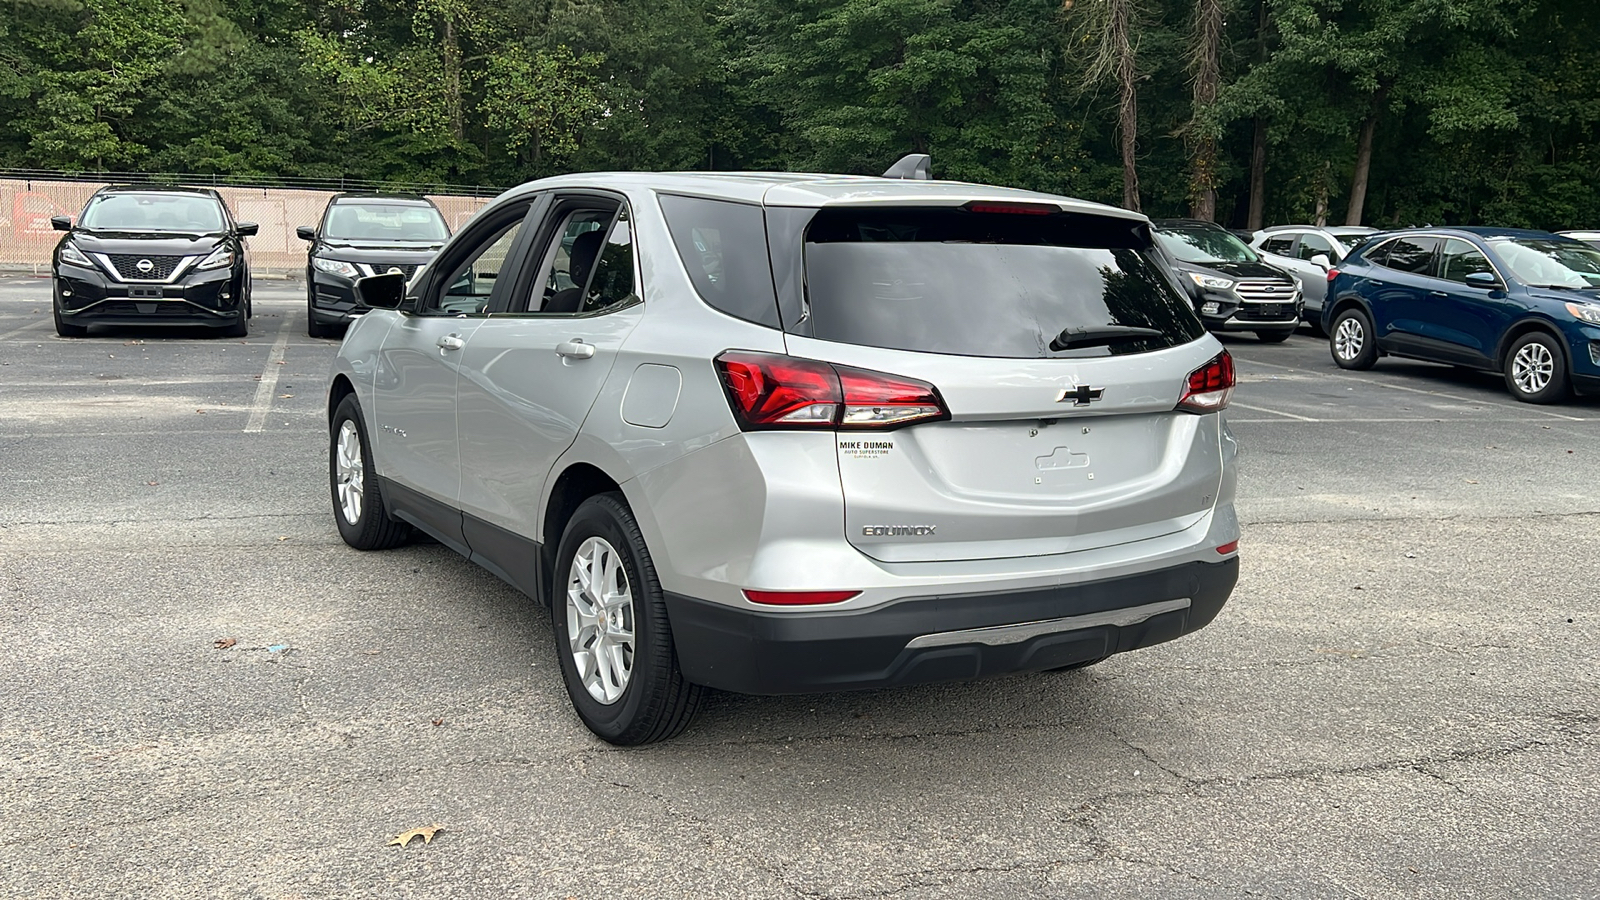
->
<box><xmin>1322</xmin><ymin>227</ymin><xmax>1600</xmax><ymax>403</ymax></box>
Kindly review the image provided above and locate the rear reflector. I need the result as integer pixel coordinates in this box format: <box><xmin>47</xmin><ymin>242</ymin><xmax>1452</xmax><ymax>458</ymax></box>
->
<box><xmin>743</xmin><ymin>589</ymin><xmax>861</xmax><ymax>606</ymax></box>
<box><xmin>1216</xmin><ymin>540</ymin><xmax>1239</xmax><ymax>555</ymax></box>
<box><xmin>962</xmin><ymin>200</ymin><xmax>1059</xmax><ymax>216</ymax></box>
<box><xmin>1177</xmin><ymin>350</ymin><xmax>1235</xmax><ymax>413</ymax></box>
<box><xmin>715</xmin><ymin>351</ymin><xmax>949</xmax><ymax>431</ymax></box>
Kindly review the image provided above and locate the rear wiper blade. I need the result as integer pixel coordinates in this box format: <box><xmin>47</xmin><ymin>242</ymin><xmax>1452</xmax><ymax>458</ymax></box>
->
<box><xmin>1049</xmin><ymin>325</ymin><xmax>1165</xmax><ymax>351</ymax></box>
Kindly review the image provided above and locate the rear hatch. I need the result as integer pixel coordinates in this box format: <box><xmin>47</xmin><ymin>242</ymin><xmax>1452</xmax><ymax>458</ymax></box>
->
<box><xmin>782</xmin><ymin>203</ymin><xmax>1227</xmax><ymax>563</ymax></box>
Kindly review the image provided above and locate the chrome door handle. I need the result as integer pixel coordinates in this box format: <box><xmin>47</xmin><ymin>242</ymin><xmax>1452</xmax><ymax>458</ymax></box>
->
<box><xmin>555</xmin><ymin>339</ymin><xmax>595</xmax><ymax>359</ymax></box>
<box><xmin>1429</xmin><ymin>291</ymin><xmax>1449</xmax><ymax>297</ymax></box>
<box><xmin>437</xmin><ymin>333</ymin><xmax>465</xmax><ymax>351</ymax></box>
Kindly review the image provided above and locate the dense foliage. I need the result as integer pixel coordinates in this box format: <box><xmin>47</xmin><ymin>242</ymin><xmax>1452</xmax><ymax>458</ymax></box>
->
<box><xmin>1</xmin><ymin>0</ymin><xmax>1595</xmax><ymax>228</ymax></box>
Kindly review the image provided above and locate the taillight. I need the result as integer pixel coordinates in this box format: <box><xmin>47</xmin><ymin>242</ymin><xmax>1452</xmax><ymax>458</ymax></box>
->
<box><xmin>962</xmin><ymin>200</ymin><xmax>1059</xmax><ymax>216</ymax></box>
<box><xmin>1326</xmin><ymin>268</ymin><xmax>1339</xmax><ymax>284</ymax></box>
<box><xmin>1178</xmin><ymin>350</ymin><xmax>1235</xmax><ymax>413</ymax></box>
<box><xmin>715</xmin><ymin>351</ymin><xmax>949</xmax><ymax>431</ymax></box>
<box><xmin>744</xmin><ymin>589</ymin><xmax>861</xmax><ymax>606</ymax></box>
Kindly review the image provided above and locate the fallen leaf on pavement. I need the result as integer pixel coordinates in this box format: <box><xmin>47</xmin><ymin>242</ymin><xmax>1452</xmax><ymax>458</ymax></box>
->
<box><xmin>431</xmin><ymin>719</ymin><xmax>444</xmax><ymax>727</ymax></box>
<box><xmin>389</xmin><ymin>825</ymin><xmax>443</xmax><ymax>848</ymax></box>
<box><xmin>278</xmin><ymin>394</ymin><xmax>293</xmax><ymax>399</ymax></box>
<box><xmin>214</xmin><ymin>637</ymin><xmax>237</xmax><ymax>649</ymax></box>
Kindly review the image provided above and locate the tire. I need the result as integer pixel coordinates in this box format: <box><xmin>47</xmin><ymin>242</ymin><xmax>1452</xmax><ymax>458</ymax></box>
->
<box><xmin>1503</xmin><ymin>331</ymin><xmax>1569</xmax><ymax>404</ymax></box>
<box><xmin>1256</xmin><ymin>330</ymin><xmax>1293</xmax><ymax>343</ymax></box>
<box><xmin>552</xmin><ymin>493</ymin><xmax>702</xmax><ymax>746</ymax></box>
<box><xmin>329</xmin><ymin>394</ymin><xmax>412</xmax><ymax>550</ymax></box>
<box><xmin>1329</xmin><ymin>307</ymin><xmax>1378</xmax><ymax>370</ymax></box>
<box><xmin>222</xmin><ymin>311</ymin><xmax>248</xmax><ymax>338</ymax></box>
<box><xmin>53</xmin><ymin>307</ymin><xmax>87</xmax><ymax>338</ymax></box>
<box><xmin>308</xmin><ymin>297</ymin><xmax>338</xmax><ymax>338</ymax></box>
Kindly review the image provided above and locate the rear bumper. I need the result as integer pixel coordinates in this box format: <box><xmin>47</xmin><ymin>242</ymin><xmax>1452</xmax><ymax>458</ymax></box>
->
<box><xmin>664</xmin><ymin>556</ymin><xmax>1238</xmax><ymax>694</ymax></box>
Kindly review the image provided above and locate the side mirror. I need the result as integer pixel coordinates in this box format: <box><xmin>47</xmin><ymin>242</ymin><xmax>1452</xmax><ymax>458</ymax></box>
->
<box><xmin>51</xmin><ymin>215</ymin><xmax>72</xmax><ymax>232</ymax></box>
<box><xmin>354</xmin><ymin>272</ymin><xmax>407</xmax><ymax>310</ymax></box>
<box><xmin>1464</xmin><ymin>271</ymin><xmax>1499</xmax><ymax>289</ymax></box>
<box><xmin>235</xmin><ymin>222</ymin><xmax>259</xmax><ymax>237</ymax></box>
<box><xmin>295</xmin><ymin>225</ymin><xmax>316</xmax><ymax>241</ymax></box>
<box><xmin>1310</xmin><ymin>253</ymin><xmax>1332</xmax><ymax>270</ymax></box>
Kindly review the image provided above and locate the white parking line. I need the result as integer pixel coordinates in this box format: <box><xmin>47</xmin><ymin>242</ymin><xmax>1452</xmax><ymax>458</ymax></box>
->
<box><xmin>1240</xmin><ymin>357</ymin><xmax>1587</xmax><ymax>421</ymax></box>
<box><xmin>244</xmin><ymin>313</ymin><xmax>296</xmax><ymax>433</ymax></box>
<box><xmin>1229</xmin><ymin>402</ymin><xmax>1319</xmax><ymax>421</ymax></box>
<box><xmin>0</xmin><ymin>318</ymin><xmax>49</xmax><ymax>342</ymax></box>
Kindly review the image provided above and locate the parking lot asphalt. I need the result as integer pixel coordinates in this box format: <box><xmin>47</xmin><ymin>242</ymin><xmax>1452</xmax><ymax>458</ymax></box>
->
<box><xmin>1</xmin><ymin>276</ymin><xmax>1596</xmax><ymax>899</ymax></box>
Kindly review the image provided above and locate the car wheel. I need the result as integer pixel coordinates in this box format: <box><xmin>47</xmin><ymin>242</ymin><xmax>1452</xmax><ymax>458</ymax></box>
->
<box><xmin>1504</xmin><ymin>332</ymin><xmax>1569</xmax><ymax>404</ymax></box>
<box><xmin>1256</xmin><ymin>330</ymin><xmax>1292</xmax><ymax>343</ymax></box>
<box><xmin>53</xmin><ymin>307</ymin><xmax>87</xmax><ymax>338</ymax></box>
<box><xmin>222</xmin><ymin>310</ymin><xmax>248</xmax><ymax>338</ymax></box>
<box><xmin>330</xmin><ymin>394</ymin><xmax>412</xmax><ymax>550</ymax></box>
<box><xmin>308</xmin><ymin>296</ymin><xmax>338</xmax><ymax>338</ymax></box>
<box><xmin>552</xmin><ymin>493</ymin><xmax>702</xmax><ymax>746</ymax></box>
<box><xmin>1329</xmin><ymin>308</ymin><xmax>1377</xmax><ymax>370</ymax></box>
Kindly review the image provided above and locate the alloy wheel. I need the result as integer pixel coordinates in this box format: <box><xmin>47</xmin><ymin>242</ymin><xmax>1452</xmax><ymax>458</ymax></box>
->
<box><xmin>566</xmin><ymin>536</ymin><xmax>636</xmax><ymax>705</ymax></box>
<box><xmin>335</xmin><ymin>420</ymin><xmax>364</xmax><ymax>525</ymax></box>
<box><xmin>1511</xmin><ymin>341</ymin><xmax>1554</xmax><ymax>395</ymax></box>
<box><xmin>1334</xmin><ymin>317</ymin><xmax>1364</xmax><ymax>360</ymax></box>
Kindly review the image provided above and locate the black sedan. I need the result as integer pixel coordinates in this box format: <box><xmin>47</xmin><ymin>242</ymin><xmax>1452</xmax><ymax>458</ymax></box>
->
<box><xmin>51</xmin><ymin>186</ymin><xmax>255</xmax><ymax>337</ymax></box>
<box><xmin>298</xmin><ymin>194</ymin><xmax>449</xmax><ymax>338</ymax></box>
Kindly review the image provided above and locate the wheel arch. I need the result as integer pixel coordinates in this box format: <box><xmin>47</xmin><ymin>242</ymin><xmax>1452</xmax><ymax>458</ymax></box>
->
<box><xmin>541</xmin><ymin>462</ymin><xmax>626</xmax><ymax>604</ymax></box>
<box><xmin>1495</xmin><ymin>317</ymin><xmax>1570</xmax><ymax>370</ymax></box>
<box><xmin>1325</xmin><ymin>293</ymin><xmax>1374</xmax><ymax>326</ymax></box>
<box><xmin>327</xmin><ymin>374</ymin><xmax>357</xmax><ymax>428</ymax></box>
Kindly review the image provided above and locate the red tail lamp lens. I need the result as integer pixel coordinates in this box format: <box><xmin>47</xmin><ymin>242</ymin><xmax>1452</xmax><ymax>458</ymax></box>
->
<box><xmin>1216</xmin><ymin>540</ymin><xmax>1239</xmax><ymax>555</ymax></box>
<box><xmin>715</xmin><ymin>351</ymin><xmax>949</xmax><ymax>431</ymax></box>
<box><xmin>1178</xmin><ymin>350</ymin><xmax>1235</xmax><ymax>413</ymax></box>
<box><xmin>1326</xmin><ymin>268</ymin><xmax>1339</xmax><ymax>284</ymax></box>
<box><xmin>743</xmin><ymin>589</ymin><xmax>861</xmax><ymax>606</ymax></box>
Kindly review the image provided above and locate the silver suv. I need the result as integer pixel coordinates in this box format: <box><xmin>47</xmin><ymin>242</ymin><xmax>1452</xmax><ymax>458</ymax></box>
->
<box><xmin>325</xmin><ymin>166</ymin><xmax>1242</xmax><ymax>745</ymax></box>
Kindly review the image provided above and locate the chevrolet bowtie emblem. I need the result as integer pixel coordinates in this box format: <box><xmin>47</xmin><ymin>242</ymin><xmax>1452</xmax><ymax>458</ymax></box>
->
<box><xmin>1056</xmin><ymin>385</ymin><xmax>1105</xmax><ymax>406</ymax></box>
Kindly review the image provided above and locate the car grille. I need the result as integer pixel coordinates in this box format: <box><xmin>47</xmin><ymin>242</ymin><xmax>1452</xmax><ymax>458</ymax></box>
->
<box><xmin>364</xmin><ymin>263</ymin><xmax>419</xmax><ymax>279</ymax></box>
<box><xmin>1236</xmin><ymin>303</ymin><xmax>1296</xmax><ymax>322</ymax></box>
<box><xmin>107</xmin><ymin>254</ymin><xmax>186</xmax><ymax>281</ymax></box>
<box><xmin>1235</xmin><ymin>279</ymin><xmax>1297</xmax><ymax>303</ymax></box>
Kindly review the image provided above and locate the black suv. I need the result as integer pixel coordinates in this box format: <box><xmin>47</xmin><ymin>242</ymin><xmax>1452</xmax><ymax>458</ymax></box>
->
<box><xmin>50</xmin><ymin>186</ymin><xmax>256</xmax><ymax>338</ymax></box>
<box><xmin>1153</xmin><ymin>219</ymin><xmax>1301</xmax><ymax>342</ymax></box>
<box><xmin>298</xmin><ymin>194</ymin><xmax>450</xmax><ymax>338</ymax></box>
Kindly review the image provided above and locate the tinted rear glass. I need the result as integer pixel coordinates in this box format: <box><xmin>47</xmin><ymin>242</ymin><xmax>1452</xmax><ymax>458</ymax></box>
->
<box><xmin>1375</xmin><ymin>237</ymin><xmax>1439</xmax><ymax>274</ymax></box>
<box><xmin>658</xmin><ymin>195</ymin><xmax>780</xmax><ymax>327</ymax></box>
<box><xmin>801</xmin><ymin>207</ymin><xmax>1204</xmax><ymax>358</ymax></box>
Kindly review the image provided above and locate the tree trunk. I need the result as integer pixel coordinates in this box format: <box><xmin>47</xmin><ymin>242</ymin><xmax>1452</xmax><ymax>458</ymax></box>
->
<box><xmin>443</xmin><ymin>15</ymin><xmax>464</xmax><ymax>142</ymax></box>
<box><xmin>1314</xmin><ymin>161</ymin><xmax>1330</xmax><ymax>227</ymax></box>
<box><xmin>1346</xmin><ymin>108</ymin><xmax>1378</xmax><ymax>226</ymax></box>
<box><xmin>1187</xmin><ymin>0</ymin><xmax>1223</xmax><ymax>221</ymax></box>
<box><xmin>1110</xmin><ymin>0</ymin><xmax>1141</xmax><ymax>211</ymax></box>
<box><xmin>1247</xmin><ymin>116</ymin><xmax>1267</xmax><ymax>230</ymax></box>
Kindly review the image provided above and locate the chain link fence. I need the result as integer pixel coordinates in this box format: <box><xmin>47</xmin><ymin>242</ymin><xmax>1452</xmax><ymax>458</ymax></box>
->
<box><xmin>0</xmin><ymin>173</ymin><xmax>500</xmax><ymax>277</ymax></box>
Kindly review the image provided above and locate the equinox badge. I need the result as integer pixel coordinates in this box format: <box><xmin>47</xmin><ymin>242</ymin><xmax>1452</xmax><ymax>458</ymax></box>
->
<box><xmin>862</xmin><ymin>525</ymin><xmax>937</xmax><ymax>536</ymax></box>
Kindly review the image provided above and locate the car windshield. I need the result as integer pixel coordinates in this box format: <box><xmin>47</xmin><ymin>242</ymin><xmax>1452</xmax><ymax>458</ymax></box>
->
<box><xmin>1155</xmin><ymin>226</ymin><xmax>1259</xmax><ymax>264</ymax></box>
<box><xmin>800</xmin><ymin>207</ymin><xmax>1204</xmax><ymax>358</ymax></box>
<box><xmin>1490</xmin><ymin>238</ymin><xmax>1600</xmax><ymax>289</ymax></box>
<box><xmin>79</xmin><ymin>193</ymin><xmax>225</xmax><ymax>232</ymax></box>
<box><xmin>324</xmin><ymin>203</ymin><xmax>448</xmax><ymax>242</ymax></box>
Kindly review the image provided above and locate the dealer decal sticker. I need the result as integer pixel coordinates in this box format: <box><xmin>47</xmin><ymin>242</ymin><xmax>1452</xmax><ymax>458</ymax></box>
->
<box><xmin>839</xmin><ymin>439</ymin><xmax>895</xmax><ymax>459</ymax></box>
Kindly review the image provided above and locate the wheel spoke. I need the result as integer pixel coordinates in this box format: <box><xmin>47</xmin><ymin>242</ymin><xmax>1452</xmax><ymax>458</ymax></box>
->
<box><xmin>565</xmin><ymin>535</ymin><xmax>637</xmax><ymax>706</ymax></box>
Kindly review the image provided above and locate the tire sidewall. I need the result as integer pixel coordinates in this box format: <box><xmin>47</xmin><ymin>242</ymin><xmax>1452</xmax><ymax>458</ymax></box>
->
<box><xmin>1505</xmin><ymin>332</ymin><xmax>1568</xmax><ymax>404</ymax></box>
<box><xmin>551</xmin><ymin>495</ymin><xmax>668</xmax><ymax>743</ymax></box>
<box><xmin>330</xmin><ymin>395</ymin><xmax>378</xmax><ymax>544</ymax></box>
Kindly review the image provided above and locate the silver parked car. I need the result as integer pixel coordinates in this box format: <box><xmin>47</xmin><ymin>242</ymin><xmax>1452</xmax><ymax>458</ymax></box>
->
<box><xmin>1252</xmin><ymin>226</ymin><xmax>1379</xmax><ymax>331</ymax></box>
<box><xmin>325</xmin><ymin>163</ymin><xmax>1242</xmax><ymax>744</ymax></box>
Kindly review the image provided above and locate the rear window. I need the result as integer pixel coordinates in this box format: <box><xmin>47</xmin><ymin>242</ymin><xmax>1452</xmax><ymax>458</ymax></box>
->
<box><xmin>800</xmin><ymin>207</ymin><xmax>1204</xmax><ymax>358</ymax></box>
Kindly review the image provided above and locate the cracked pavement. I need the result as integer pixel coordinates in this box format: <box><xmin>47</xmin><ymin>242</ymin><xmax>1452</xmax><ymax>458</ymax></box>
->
<box><xmin>1</xmin><ymin>279</ymin><xmax>1597</xmax><ymax>898</ymax></box>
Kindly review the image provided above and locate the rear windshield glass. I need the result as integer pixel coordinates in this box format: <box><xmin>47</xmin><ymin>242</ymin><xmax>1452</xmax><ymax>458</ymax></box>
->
<box><xmin>324</xmin><ymin>203</ymin><xmax>449</xmax><ymax>241</ymax></box>
<box><xmin>79</xmin><ymin>193</ymin><xmax>224</xmax><ymax>233</ymax></box>
<box><xmin>802</xmin><ymin>207</ymin><xmax>1204</xmax><ymax>358</ymax></box>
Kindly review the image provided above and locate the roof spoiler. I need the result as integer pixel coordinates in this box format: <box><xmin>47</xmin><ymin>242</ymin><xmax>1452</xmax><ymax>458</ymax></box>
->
<box><xmin>882</xmin><ymin>154</ymin><xmax>932</xmax><ymax>180</ymax></box>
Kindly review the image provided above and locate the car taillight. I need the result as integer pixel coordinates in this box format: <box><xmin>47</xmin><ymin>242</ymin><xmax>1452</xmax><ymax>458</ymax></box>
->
<box><xmin>743</xmin><ymin>589</ymin><xmax>861</xmax><ymax>606</ymax></box>
<box><xmin>962</xmin><ymin>200</ymin><xmax>1059</xmax><ymax>216</ymax></box>
<box><xmin>715</xmin><ymin>351</ymin><xmax>949</xmax><ymax>431</ymax></box>
<box><xmin>1177</xmin><ymin>350</ymin><xmax>1235</xmax><ymax>413</ymax></box>
<box><xmin>1326</xmin><ymin>268</ymin><xmax>1339</xmax><ymax>284</ymax></box>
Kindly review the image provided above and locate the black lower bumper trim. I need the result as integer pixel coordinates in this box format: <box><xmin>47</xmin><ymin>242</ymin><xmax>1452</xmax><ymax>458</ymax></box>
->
<box><xmin>664</xmin><ymin>557</ymin><xmax>1239</xmax><ymax>695</ymax></box>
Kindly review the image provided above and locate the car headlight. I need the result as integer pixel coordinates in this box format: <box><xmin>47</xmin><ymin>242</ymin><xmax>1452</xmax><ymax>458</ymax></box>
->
<box><xmin>197</xmin><ymin>245</ymin><xmax>235</xmax><ymax>271</ymax></box>
<box><xmin>1188</xmin><ymin>273</ymin><xmax>1235</xmax><ymax>291</ymax></box>
<box><xmin>59</xmin><ymin>242</ymin><xmax>92</xmax><ymax>268</ymax></box>
<box><xmin>1566</xmin><ymin>302</ymin><xmax>1600</xmax><ymax>325</ymax></box>
<box><xmin>313</xmin><ymin>257</ymin><xmax>361</xmax><ymax>279</ymax></box>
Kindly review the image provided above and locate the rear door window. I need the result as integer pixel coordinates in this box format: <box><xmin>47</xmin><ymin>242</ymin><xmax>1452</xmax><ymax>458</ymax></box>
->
<box><xmin>1376</xmin><ymin>237</ymin><xmax>1440</xmax><ymax>275</ymax></box>
<box><xmin>800</xmin><ymin>207</ymin><xmax>1204</xmax><ymax>358</ymax></box>
<box><xmin>1261</xmin><ymin>235</ymin><xmax>1297</xmax><ymax>255</ymax></box>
